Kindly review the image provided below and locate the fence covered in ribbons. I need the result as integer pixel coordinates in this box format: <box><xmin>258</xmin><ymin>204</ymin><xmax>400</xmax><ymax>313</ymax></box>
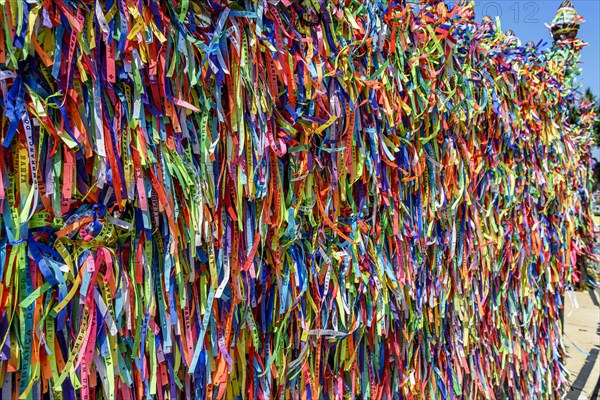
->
<box><xmin>0</xmin><ymin>0</ymin><xmax>596</xmax><ymax>399</ymax></box>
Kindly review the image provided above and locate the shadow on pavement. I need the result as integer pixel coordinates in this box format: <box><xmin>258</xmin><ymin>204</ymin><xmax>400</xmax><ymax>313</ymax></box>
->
<box><xmin>568</xmin><ymin>348</ymin><xmax>599</xmax><ymax>399</ymax></box>
<box><xmin>567</xmin><ymin>289</ymin><xmax>600</xmax><ymax>400</ymax></box>
<box><xmin>589</xmin><ymin>289</ymin><xmax>599</xmax><ymax>308</ymax></box>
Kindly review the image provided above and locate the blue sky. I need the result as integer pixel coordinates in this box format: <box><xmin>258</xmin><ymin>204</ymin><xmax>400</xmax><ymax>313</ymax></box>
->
<box><xmin>466</xmin><ymin>0</ymin><xmax>600</xmax><ymax>97</ymax></box>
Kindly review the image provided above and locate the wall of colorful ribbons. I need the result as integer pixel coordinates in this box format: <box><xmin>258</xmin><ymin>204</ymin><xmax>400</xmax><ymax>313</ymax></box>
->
<box><xmin>0</xmin><ymin>0</ymin><xmax>597</xmax><ymax>399</ymax></box>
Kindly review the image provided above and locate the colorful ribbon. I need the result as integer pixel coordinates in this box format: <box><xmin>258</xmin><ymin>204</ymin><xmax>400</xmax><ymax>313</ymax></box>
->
<box><xmin>0</xmin><ymin>0</ymin><xmax>596</xmax><ymax>399</ymax></box>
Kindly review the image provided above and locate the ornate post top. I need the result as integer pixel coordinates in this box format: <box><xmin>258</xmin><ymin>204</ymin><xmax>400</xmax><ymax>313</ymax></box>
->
<box><xmin>550</xmin><ymin>0</ymin><xmax>584</xmax><ymax>41</ymax></box>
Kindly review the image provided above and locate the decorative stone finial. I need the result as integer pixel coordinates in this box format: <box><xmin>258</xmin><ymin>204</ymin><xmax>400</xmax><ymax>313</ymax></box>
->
<box><xmin>560</xmin><ymin>0</ymin><xmax>574</xmax><ymax>8</ymax></box>
<box><xmin>504</xmin><ymin>30</ymin><xmax>520</xmax><ymax>48</ymax></box>
<box><xmin>550</xmin><ymin>0</ymin><xmax>583</xmax><ymax>41</ymax></box>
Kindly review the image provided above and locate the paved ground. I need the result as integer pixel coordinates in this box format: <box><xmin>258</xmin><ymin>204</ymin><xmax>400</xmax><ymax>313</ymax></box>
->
<box><xmin>564</xmin><ymin>289</ymin><xmax>600</xmax><ymax>399</ymax></box>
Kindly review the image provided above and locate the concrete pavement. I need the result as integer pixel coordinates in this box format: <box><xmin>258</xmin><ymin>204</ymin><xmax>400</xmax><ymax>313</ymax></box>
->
<box><xmin>564</xmin><ymin>289</ymin><xmax>600</xmax><ymax>399</ymax></box>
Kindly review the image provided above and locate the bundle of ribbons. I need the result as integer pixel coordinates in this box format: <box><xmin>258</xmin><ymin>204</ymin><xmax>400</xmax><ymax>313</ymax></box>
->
<box><xmin>0</xmin><ymin>0</ymin><xmax>596</xmax><ymax>399</ymax></box>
